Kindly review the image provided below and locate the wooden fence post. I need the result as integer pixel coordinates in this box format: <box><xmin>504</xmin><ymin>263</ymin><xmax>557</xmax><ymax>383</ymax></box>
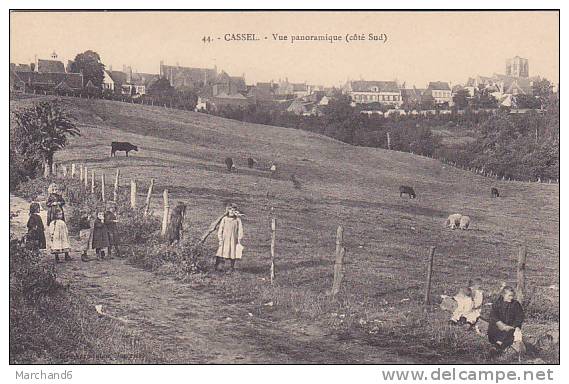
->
<box><xmin>130</xmin><ymin>179</ymin><xmax>137</xmax><ymax>208</ymax></box>
<box><xmin>51</xmin><ymin>162</ymin><xmax>57</xmax><ymax>176</ymax></box>
<box><xmin>101</xmin><ymin>173</ymin><xmax>106</xmax><ymax>202</ymax></box>
<box><xmin>424</xmin><ymin>246</ymin><xmax>436</xmax><ymax>306</ymax></box>
<box><xmin>386</xmin><ymin>132</ymin><xmax>391</xmax><ymax>150</ymax></box>
<box><xmin>84</xmin><ymin>166</ymin><xmax>88</xmax><ymax>189</ymax></box>
<box><xmin>516</xmin><ymin>246</ymin><xmax>527</xmax><ymax>303</ymax></box>
<box><xmin>144</xmin><ymin>178</ymin><xmax>155</xmax><ymax>216</ymax></box>
<box><xmin>114</xmin><ymin>169</ymin><xmax>120</xmax><ymax>202</ymax></box>
<box><xmin>91</xmin><ymin>170</ymin><xmax>95</xmax><ymax>194</ymax></box>
<box><xmin>62</xmin><ymin>165</ymin><xmax>67</xmax><ymax>178</ymax></box>
<box><xmin>270</xmin><ymin>217</ymin><xmax>277</xmax><ymax>285</ymax></box>
<box><xmin>331</xmin><ymin>225</ymin><xmax>346</xmax><ymax>299</ymax></box>
<box><xmin>161</xmin><ymin>189</ymin><xmax>169</xmax><ymax>236</ymax></box>
<box><xmin>71</xmin><ymin>163</ymin><xmax>76</xmax><ymax>179</ymax></box>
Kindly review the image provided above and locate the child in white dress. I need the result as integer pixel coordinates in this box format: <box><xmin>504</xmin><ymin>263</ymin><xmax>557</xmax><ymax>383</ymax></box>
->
<box><xmin>48</xmin><ymin>209</ymin><xmax>71</xmax><ymax>262</ymax></box>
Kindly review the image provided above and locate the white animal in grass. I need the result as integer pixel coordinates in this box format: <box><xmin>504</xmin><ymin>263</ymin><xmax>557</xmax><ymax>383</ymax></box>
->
<box><xmin>459</xmin><ymin>215</ymin><xmax>471</xmax><ymax>230</ymax></box>
<box><xmin>445</xmin><ymin>213</ymin><xmax>462</xmax><ymax>229</ymax></box>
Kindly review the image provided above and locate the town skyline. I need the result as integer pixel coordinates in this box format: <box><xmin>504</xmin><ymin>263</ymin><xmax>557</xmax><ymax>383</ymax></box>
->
<box><xmin>10</xmin><ymin>11</ymin><xmax>559</xmax><ymax>88</ymax></box>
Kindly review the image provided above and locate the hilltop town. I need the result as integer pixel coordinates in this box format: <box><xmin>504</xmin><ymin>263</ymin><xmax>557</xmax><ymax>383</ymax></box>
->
<box><xmin>10</xmin><ymin>51</ymin><xmax>557</xmax><ymax>117</ymax></box>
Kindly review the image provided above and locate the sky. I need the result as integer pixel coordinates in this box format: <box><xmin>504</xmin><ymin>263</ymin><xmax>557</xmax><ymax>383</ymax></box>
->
<box><xmin>10</xmin><ymin>11</ymin><xmax>559</xmax><ymax>88</ymax></box>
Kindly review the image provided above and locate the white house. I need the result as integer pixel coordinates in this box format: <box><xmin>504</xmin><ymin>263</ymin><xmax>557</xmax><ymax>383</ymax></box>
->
<box><xmin>102</xmin><ymin>70</ymin><xmax>115</xmax><ymax>91</ymax></box>
<box><xmin>345</xmin><ymin>80</ymin><xmax>403</xmax><ymax>107</ymax></box>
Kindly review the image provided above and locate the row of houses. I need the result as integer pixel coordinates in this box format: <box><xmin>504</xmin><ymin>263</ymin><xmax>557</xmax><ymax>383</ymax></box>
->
<box><xmin>10</xmin><ymin>53</ymin><xmax>551</xmax><ymax>114</ymax></box>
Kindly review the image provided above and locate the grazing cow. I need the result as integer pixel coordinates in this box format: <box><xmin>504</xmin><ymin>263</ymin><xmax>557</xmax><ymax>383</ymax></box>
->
<box><xmin>247</xmin><ymin>157</ymin><xmax>256</xmax><ymax>168</ymax></box>
<box><xmin>491</xmin><ymin>187</ymin><xmax>500</xmax><ymax>198</ymax></box>
<box><xmin>445</xmin><ymin>213</ymin><xmax>462</xmax><ymax>229</ymax></box>
<box><xmin>225</xmin><ymin>157</ymin><xmax>234</xmax><ymax>171</ymax></box>
<box><xmin>111</xmin><ymin>142</ymin><xmax>138</xmax><ymax>157</ymax></box>
<box><xmin>399</xmin><ymin>185</ymin><xmax>416</xmax><ymax>199</ymax></box>
<box><xmin>459</xmin><ymin>215</ymin><xmax>471</xmax><ymax>230</ymax></box>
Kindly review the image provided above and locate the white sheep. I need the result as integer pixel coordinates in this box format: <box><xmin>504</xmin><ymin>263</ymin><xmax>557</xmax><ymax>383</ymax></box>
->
<box><xmin>459</xmin><ymin>215</ymin><xmax>471</xmax><ymax>230</ymax></box>
<box><xmin>445</xmin><ymin>213</ymin><xmax>462</xmax><ymax>229</ymax></box>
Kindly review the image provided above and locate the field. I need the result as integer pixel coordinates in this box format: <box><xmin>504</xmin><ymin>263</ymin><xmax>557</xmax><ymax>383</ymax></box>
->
<box><xmin>10</xmin><ymin>96</ymin><xmax>559</xmax><ymax>363</ymax></box>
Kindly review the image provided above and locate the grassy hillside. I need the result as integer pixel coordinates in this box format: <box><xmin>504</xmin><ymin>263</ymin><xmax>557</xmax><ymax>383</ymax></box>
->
<box><xmin>11</xmin><ymin>96</ymin><xmax>559</xmax><ymax>362</ymax></box>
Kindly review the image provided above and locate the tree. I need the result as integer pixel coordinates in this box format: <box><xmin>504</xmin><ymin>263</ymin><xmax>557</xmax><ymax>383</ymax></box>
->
<box><xmin>452</xmin><ymin>89</ymin><xmax>470</xmax><ymax>110</ymax></box>
<box><xmin>532</xmin><ymin>78</ymin><xmax>552</xmax><ymax>99</ymax></box>
<box><xmin>12</xmin><ymin>101</ymin><xmax>80</xmax><ymax>177</ymax></box>
<box><xmin>514</xmin><ymin>94</ymin><xmax>541</xmax><ymax>109</ymax></box>
<box><xmin>69</xmin><ymin>50</ymin><xmax>105</xmax><ymax>88</ymax></box>
<box><xmin>420</xmin><ymin>94</ymin><xmax>435</xmax><ymax>111</ymax></box>
<box><xmin>148</xmin><ymin>77</ymin><xmax>175</xmax><ymax>99</ymax></box>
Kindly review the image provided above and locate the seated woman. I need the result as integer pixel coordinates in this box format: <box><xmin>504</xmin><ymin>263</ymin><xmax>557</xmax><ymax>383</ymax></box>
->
<box><xmin>487</xmin><ymin>286</ymin><xmax>524</xmax><ymax>351</ymax></box>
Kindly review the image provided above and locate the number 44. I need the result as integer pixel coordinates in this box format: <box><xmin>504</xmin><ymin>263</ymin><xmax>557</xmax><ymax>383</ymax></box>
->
<box><xmin>202</xmin><ymin>36</ymin><xmax>212</xmax><ymax>43</ymax></box>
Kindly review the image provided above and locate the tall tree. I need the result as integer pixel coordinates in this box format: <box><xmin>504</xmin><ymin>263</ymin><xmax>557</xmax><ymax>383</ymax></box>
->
<box><xmin>12</xmin><ymin>101</ymin><xmax>80</xmax><ymax>177</ymax></box>
<box><xmin>69</xmin><ymin>50</ymin><xmax>105</xmax><ymax>88</ymax></box>
<box><xmin>452</xmin><ymin>89</ymin><xmax>470</xmax><ymax>110</ymax></box>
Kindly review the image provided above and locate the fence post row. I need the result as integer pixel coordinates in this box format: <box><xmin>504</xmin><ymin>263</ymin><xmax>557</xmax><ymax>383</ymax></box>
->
<box><xmin>331</xmin><ymin>225</ymin><xmax>346</xmax><ymax>299</ymax></box>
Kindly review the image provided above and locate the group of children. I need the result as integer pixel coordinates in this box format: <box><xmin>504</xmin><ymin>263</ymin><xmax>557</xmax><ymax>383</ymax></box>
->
<box><xmin>25</xmin><ymin>183</ymin><xmax>120</xmax><ymax>262</ymax></box>
<box><xmin>448</xmin><ymin>278</ymin><xmax>525</xmax><ymax>353</ymax></box>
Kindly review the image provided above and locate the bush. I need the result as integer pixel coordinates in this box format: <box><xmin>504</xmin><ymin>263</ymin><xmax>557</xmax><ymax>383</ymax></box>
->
<box><xmin>9</xmin><ymin>236</ymin><xmax>61</xmax><ymax>299</ymax></box>
<box><xmin>126</xmin><ymin>237</ymin><xmax>207</xmax><ymax>279</ymax></box>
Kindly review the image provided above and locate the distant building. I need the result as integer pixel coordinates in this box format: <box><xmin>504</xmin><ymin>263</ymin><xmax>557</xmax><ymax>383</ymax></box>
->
<box><xmin>247</xmin><ymin>82</ymin><xmax>277</xmax><ymax>102</ymax></box>
<box><xmin>212</xmin><ymin>71</ymin><xmax>247</xmax><ymax>96</ymax></box>
<box><xmin>14</xmin><ymin>71</ymin><xmax>83</xmax><ymax>93</ymax></box>
<box><xmin>424</xmin><ymin>81</ymin><xmax>452</xmax><ymax>105</ymax></box>
<box><xmin>37</xmin><ymin>51</ymin><xmax>66</xmax><ymax>73</ymax></box>
<box><xmin>102</xmin><ymin>70</ymin><xmax>115</xmax><ymax>91</ymax></box>
<box><xmin>345</xmin><ymin>80</ymin><xmax>403</xmax><ymax>107</ymax></box>
<box><xmin>160</xmin><ymin>61</ymin><xmax>217</xmax><ymax>90</ymax></box>
<box><xmin>506</xmin><ymin>56</ymin><xmax>529</xmax><ymax>78</ymax></box>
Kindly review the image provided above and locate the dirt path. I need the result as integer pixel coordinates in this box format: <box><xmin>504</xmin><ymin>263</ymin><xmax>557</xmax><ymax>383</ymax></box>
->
<box><xmin>10</xmin><ymin>194</ymin><xmax>410</xmax><ymax>364</ymax></box>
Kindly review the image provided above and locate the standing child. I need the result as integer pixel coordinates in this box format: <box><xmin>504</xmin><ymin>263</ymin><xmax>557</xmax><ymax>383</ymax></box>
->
<box><xmin>26</xmin><ymin>202</ymin><xmax>46</xmax><ymax>251</ymax></box>
<box><xmin>215</xmin><ymin>203</ymin><xmax>244</xmax><ymax>273</ymax></box>
<box><xmin>85</xmin><ymin>210</ymin><xmax>110</xmax><ymax>261</ymax></box>
<box><xmin>46</xmin><ymin>183</ymin><xmax>66</xmax><ymax>225</ymax></box>
<box><xmin>48</xmin><ymin>209</ymin><xmax>71</xmax><ymax>262</ymax></box>
<box><xmin>104</xmin><ymin>204</ymin><xmax>120</xmax><ymax>258</ymax></box>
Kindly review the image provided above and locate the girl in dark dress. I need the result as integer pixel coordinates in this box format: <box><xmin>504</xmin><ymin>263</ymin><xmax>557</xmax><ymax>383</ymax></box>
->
<box><xmin>487</xmin><ymin>286</ymin><xmax>524</xmax><ymax>350</ymax></box>
<box><xmin>26</xmin><ymin>202</ymin><xmax>46</xmax><ymax>251</ymax></box>
<box><xmin>104</xmin><ymin>204</ymin><xmax>120</xmax><ymax>258</ymax></box>
<box><xmin>166</xmin><ymin>202</ymin><xmax>187</xmax><ymax>245</ymax></box>
<box><xmin>84</xmin><ymin>211</ymin><xmax>110</xmax><ymax>261</ymax></box>
<box><xmin>46</xmin><ymin>183</ymin><xmax>66</xmax><ymax>225</ymax></box>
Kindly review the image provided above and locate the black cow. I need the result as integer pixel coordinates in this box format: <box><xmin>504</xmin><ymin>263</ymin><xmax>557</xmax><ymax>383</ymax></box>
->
<box><xmin>399</xmin><ymin>185</ymin><xmax>416</xmax><ymax>199</ymax></box>
<box><xmin>111</xmin><ymin>142</ymin><xmax>138</xmax><ymax>157</ymax></box>
<box><xmin>225</xmin><ymin>157</ymin><xmax>234</xmax><ymax>171</ymax></box>
<box><xmin>247</xmin><ymin>157</ymin><xmax>256</xmax><ymax>168</ymax></box>
<box><xmin>491</xmin><ymin>187</ymin><xmax>500</xmax><ymax>198</ymax></box>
